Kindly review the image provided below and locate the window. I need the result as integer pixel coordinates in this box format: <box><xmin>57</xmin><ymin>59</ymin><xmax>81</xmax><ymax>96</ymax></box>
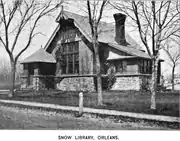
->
<box><xmin>140</xmin><ymin>60</ymin><xmax>151</xmax><ymax>74</ymax></box>
<box><xmin>147</xmin><ymin>60</ymin><xmax>151</xmax><ymax>73</ymax></box>
<box><xmin>116</xmin><ymin>62</ymin><xmax>123</xmax><ymax>73</ymax></box>
<box><xmin>115</xmin><ymin>61</ymin><xmax>126</xmax><ymax>73</ymax></box>
<box><xmin>61</xmin><ymin>42</ymin><xmax>79</xmax><ymax>74</ymax></box>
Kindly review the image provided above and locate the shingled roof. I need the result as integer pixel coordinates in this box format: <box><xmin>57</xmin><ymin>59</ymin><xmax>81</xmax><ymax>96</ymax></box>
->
<box><xmin>21</xmin><ymin>48</ymin><xmax>56</xmax><ymax>64</ymax></box>
<box><xmin>44</xmin><ymin>10</ymin><xmax>151</xmax><ymax>59</ymax></box>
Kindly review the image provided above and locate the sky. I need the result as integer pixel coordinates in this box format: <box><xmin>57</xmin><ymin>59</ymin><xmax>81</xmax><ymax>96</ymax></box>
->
<box><xmin>0</xmin><ymin>0</ymin><xmax>180</xmax><ymax>75</ymax></box>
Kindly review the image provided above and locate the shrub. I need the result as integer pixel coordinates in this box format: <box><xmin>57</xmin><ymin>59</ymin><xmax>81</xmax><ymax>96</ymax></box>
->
<box><xmin>107</xmin><ymin>64</ymin><xmax>116</xmax><ymax>90</ymax></box>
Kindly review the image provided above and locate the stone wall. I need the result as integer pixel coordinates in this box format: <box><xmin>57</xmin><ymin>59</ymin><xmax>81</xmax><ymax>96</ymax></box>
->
<box><xmin>32</xmin><ymin>76</ymin><xmax>38</xmax><ymax>90</ymax></box>
<box><xmin>20</xmin><ymin>77</ymin><xmax>28</xmax><ymax>89</ymax></box>
<box><xmin>20</xmin><ymin>75</ymin><xmax>48</xmax><ymax>90</ymax></box>
<box><xmin>21</xmin><ymin>74</ymin><xmax>151</xmax><ymax>91</ymax></box>
<box><xmin>111</xmin><ymin>75</ymin><xmax>151</xmax><ymax>91</ymax></box>
<box><xmin>56</xmin><ymin>77</ymin><xmax>95</xmax><ymax>92</ymax></box>
<box><xmin>111</xmin><ymin>76</ymin><xmax>141</xmax><ymax>90</ymax></box>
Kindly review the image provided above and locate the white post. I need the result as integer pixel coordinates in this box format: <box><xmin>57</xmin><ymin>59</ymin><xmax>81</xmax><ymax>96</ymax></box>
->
<box><xmin>79</xmin><ymin>92</ymin><xmax>83</xmax><ymax>115</ymax></box>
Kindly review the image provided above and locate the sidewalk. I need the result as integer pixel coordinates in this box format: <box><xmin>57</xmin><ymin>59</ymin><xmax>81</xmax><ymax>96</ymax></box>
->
<box><xmin>0</xmin><ymin>99</ymin><xmax>179</xmax><ymax>123</ymax></box>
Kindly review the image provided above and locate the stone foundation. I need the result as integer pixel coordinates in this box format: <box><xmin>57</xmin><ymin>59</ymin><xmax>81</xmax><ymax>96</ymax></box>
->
<box><xmin>33</xmin><ymin>76</ymin><xmax>45</xmax><ymax>90</ymax></box>
<box><xmin>56</xmin><ymin>77</ymin><xmax>95</xmax><ymax>92</ymax></box>
<box><xmin>20</xmin><ymin>77</ymin><xmax>28</xmax><ymax>89</ymax></box>
<box><xmin>111</xmin><ymin>75</ymin><xmax>151</xmax><ymax>91</ymax></box>
<box><xmin>21</xmin><ymin>75</ymin><xmax>54</xmax><ymax>90</ymax></box>
<box><xmin>21</xmin><ymin>75</ymin><xmax>151</xmax><ymax>91</ymax></box>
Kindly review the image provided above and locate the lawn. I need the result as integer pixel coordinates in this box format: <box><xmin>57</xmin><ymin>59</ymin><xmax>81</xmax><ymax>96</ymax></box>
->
<box><xmin>0</xmin><ymin>105</ymin><xmax>171</xmax><ymax>129</ymax></box>
<box><xmin>0</xmin><ymin>90</ymin><xmax>179</xmax><ymax>117</ymax></box>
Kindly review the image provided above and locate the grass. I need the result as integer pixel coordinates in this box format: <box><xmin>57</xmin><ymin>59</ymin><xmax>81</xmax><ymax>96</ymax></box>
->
<box><xmin>0</xmin><ymin>90</ymin><xmax>179</xmax><ymax>117</ymax></box>
<box><xmin>1</xmin><ymin>104</ymin><xmax>177</xmax><ymax>129</ymax></box>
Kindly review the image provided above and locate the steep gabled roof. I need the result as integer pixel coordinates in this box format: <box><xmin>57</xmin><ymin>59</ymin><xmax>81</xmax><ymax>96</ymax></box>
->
<box><xmin>21</xmin><ymin>48</ymin><xmax>56</xmax><ymax>64</ymax></box>
<box><xmin>45</xmin><ymin>10</ymin><xmax>151</xmax><ymax>59</ymax></box>
<box><xmin>108</xmin><ymin>43</ymin><xmax>150</xmax><ymax>59</ymax></box>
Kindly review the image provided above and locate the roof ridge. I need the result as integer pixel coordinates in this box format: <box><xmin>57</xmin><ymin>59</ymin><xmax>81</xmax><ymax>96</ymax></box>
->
<box><xmin>57</xmin><ymin>10</ymin><xmax>112</xmax><ymax>25</ymax></box>
<box><xmin>56</xmin><ymin>10</ymin><xmax>88</xmax><ymax>22</ymax></box>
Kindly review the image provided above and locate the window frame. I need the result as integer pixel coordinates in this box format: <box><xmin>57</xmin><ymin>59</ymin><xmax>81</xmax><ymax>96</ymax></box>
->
<box><xmin>61</xmin><ymin>41</ymin><xmax>79</xmax><ymax>75</ymax></box>
<box><xmin>139</xmin><ymin>59</ymin><xmax>151</xmax><ymax>74</ymax></box>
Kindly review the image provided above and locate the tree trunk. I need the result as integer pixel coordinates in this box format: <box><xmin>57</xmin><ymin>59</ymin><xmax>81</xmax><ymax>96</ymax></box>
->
<box><xmin>92</xmin><ymin>30</ymin><xmax>103</xmax><ymax>106</ymax></box>
<box><xmin>171</xmin><ymin>66</ymin><xmax>175</xmax><ymax>91</ymax></box>
<box><xmin>150</xmin><ymin>59</ymin><xmax>158</xmax><ymax>110</ymax></box>
<box><xmin>95</xmin><ymin>52</ymin><xmax>103</xmax><ymax>106</ymax></box>
<box><xmin>8</xmin><ymin>61</ymin><xmax>16</xmax><ymax>97</ymax></box>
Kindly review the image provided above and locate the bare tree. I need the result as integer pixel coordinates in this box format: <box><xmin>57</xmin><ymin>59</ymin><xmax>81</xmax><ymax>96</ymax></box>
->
<box><xmin>111</xmin><ymin>0</ymin><xmax>180</xmax><ymax>109</ymax></box>
<box><xmin>163</xmin><ymin>38</ymin><xmax>180</xmax><ymax>91</ymax></box>
<box><xmin>86</xmin><ymin>0</ymin><xmax>108</xmax><ymax>105</ymax></box>
<box><xmin>0</xmin><ymin>0</ymin><xmax>63</xmax><ymax>97</ymax></box>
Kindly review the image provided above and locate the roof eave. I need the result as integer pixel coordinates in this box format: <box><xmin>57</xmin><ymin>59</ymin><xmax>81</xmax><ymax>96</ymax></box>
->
<box><xmin>44</xmin><ymin>24</ymin><xmax>60</xmax><ymax>51</ymax></box>
<box><xmin>106</xmin><ymin>42</ymin><xmax>151</xmax><ymax>59</ymax></box>
<box><xmin>21</xmin><ymin>61</ymin><xmax>56</xmax><ymax>64</ymax></box>
<box><xmin>107</xmin><ymin>56</ymin><xmax>138</xmax><ymax>61</ymax></box>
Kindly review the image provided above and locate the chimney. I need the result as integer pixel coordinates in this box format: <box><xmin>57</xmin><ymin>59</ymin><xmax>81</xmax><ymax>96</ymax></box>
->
<box><xmin>113</xmin><ymin>13</ymin><xmax>126</xmax><ymax>45</ymax></box>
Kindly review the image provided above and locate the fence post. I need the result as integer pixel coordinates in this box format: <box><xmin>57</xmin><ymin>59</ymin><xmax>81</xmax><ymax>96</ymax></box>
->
<box><xmin>79</xmin><ymin>92</ymin><xmax>83</xmax><ymax>116</ymax></box>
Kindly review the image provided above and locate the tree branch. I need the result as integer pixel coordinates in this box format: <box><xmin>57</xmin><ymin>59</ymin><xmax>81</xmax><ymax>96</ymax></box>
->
<box><xmin>15</xmin><ymin>0</ymin><xmax>63</xmax><ymax>62</ymax></box>
<box><xmin>87</xmin><ymin>0</ymin><xmax>94</xmax><ymax>35</ymax></box>
<box><xmin>132</xmin><ymin>1</ymin><xmax>152</xmax><ymax>57</ymax></box>
<box><xmin>97</xmin><ymin>0</ymin><xmax>107</xmax><ymax>24</ymax></box>
<box><xmin>0</xmin><ymin>0</ymin><xmax>13</xmax><ymax>60</ymax></box>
